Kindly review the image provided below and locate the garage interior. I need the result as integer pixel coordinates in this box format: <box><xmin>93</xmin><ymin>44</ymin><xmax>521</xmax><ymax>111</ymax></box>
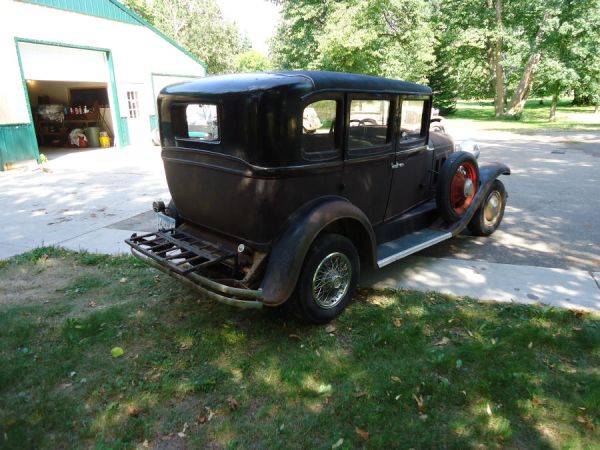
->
<box><xmin>26</xmin><ymin>80</ymin><xmax>115</xmax><ymax>159</ymax></box>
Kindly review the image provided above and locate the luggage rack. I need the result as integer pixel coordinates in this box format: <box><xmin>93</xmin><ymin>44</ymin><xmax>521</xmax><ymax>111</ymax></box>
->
<box><xmin>125</xmin><ymin>228</ymin><xmax>239</xmax><ymax>276</ymax></box>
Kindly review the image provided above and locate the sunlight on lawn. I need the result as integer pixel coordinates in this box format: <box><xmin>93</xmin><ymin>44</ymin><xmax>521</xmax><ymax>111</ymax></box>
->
<box><xmin>446</xmin><ymin>99</ymin><xmax>600</xmax><ymax>132</ymax></box>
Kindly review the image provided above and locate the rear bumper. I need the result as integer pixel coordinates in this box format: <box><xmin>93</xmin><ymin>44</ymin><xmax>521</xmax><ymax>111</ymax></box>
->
<box><xmin>125</xmin><ymin>232</ymin><xmax>264</xmax><ymax>309</ymax></box>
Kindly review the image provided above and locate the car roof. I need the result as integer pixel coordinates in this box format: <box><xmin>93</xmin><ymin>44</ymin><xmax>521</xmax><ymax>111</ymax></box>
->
<box><xmin>276</xmin><ymin>70</ymin><xmax>432</xmax><ymax>95</ymax></box>
<box><xmin>161</xmin><ymin>70</ymin><xmax>432</xmax><ymax>97</ymax></box>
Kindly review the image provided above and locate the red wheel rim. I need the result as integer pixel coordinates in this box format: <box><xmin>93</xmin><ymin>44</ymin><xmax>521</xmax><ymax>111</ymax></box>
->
<box><xmin>449</xmin><ymin>162</ymin><xmax>477</xmax><ymax>215</ymax></box>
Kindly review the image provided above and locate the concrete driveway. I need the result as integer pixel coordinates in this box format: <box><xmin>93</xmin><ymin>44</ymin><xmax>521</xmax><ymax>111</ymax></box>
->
<box><xmin>422</xmin><ymin>127</ymin><xmax>600</xmax><ymax>272</ymax></box>
<box><xmin>0</xmin><ymin>146</ymin><xmax>169</xmax><ymax>258</ymax></box>
<box><xmin>1</xmin><ymin>129</ymin><xmax>599</xmax><ymax>312</ymax></box>
<box><xmin>365</xmin><ymin>126</ymin><xmax>600</xmax><ymax>312</ymax></box>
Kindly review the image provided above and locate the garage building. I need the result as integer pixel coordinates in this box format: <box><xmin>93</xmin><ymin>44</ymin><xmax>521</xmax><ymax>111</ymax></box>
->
<box><xmin>0</xmin><ymin>0</ymin><xmax>207</xmax><ymax>170</ymax></box>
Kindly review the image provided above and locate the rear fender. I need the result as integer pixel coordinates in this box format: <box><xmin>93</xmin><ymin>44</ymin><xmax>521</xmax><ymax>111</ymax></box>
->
<box><xmin>260</xmin><ymin>196</ymin><xmax>376</xmax><ymax>306</ymax></box>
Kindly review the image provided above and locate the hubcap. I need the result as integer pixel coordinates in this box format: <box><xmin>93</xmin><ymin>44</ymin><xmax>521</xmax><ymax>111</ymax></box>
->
<box><xmin>450</xmin><ymin>162</ymin><xmax>478</xmax><ymax>215</ymax></box>
<box><xmin>312</xmin><ymin>252</ymin><xmax>352</xmax><ymax>309</ymax></box>
<box><xmin>484</xmin><ymin>191</ymin><xmax>502</xmax><ymax>227</ymax></box>
<box><xmin>463</xmin><ymin>178</ymin><xmax>474</xmax><ymax>198</ymax></box>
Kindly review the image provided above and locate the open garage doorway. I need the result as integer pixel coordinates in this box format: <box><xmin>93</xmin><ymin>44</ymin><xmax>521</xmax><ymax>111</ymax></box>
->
<box><xmin>18</xmin><ymin>41</ymin><xmax>119</xmax><ymax>161</ymax></box>
<box><xmin>26</xmin><ymin>80</ymin><xmax>115</xmax><ymax>160</ymax></box>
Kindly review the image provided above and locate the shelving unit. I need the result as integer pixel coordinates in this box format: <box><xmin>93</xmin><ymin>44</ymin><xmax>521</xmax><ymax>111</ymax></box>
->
<box><xmin>34</xmin><ymin>110</ymin><xmax>100</xmax><ymax>146</ymax></box>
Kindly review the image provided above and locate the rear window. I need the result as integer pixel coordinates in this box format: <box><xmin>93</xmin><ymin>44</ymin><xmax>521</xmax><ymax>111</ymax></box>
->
<box><xmin>185</xmin><ymin>104</ymin><xmax>219</xmax><ymax>141</ymax></box>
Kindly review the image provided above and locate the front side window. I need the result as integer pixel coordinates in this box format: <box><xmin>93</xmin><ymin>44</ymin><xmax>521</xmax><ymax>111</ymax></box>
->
<box><xmin>185</xmin><ymin>104</ymin><xmax>219</xmax><ymax>141</ymax></box>
<box><xmin>348</xmin><ymin>99</ymin><xmax>390</xmax><ymax>149</ymax></box>
<box><xmin>302</xmin><ymin>99</ymin><xmax>337</xmax><ymax>154</ymax></box>
<box><xmin>400</xmin><ymin>100</ymin><xmax>425</xmax><ymax>141</ymax></box>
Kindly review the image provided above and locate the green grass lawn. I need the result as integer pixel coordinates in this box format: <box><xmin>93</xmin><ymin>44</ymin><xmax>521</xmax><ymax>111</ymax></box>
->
<box><xmin>1</xmin><ymin>248</ymin><xmax>599</xmax><ymax>449</ymax></box>
<box><xmin>445</xmin><ymin>99</ymin><xmax>600</xmax><ymax>132</ymax></box>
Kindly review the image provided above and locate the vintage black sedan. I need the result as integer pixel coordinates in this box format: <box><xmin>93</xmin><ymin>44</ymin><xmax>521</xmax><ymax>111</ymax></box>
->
<box><xmin>126</xmin><ymin>71</ymin><xmax>510</xmax><ymax>323</ymax></box>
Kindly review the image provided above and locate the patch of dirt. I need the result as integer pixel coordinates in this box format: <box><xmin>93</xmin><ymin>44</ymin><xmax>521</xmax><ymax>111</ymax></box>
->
<box><xmin>0</xmin><ymin>256</ymin><xmax>137</xmax><ymax>317</ymax></box>
<box><xmin>0</xmin><ymin>257</ymin><xmax>77</xmax><ymax>307</ymax></box>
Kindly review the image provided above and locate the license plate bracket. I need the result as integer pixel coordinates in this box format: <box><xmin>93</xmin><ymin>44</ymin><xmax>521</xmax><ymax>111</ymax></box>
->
<box><xmin>156</xmin><ymin>212</ymin><xmax>175</xmax><ymax>230</ymax></box>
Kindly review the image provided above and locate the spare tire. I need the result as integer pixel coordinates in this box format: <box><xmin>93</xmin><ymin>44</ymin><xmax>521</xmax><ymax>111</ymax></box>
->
<box><xmin>436</xmin><ymin>151</ymin><xmax>480</xmax><ymax>223</ymax></box>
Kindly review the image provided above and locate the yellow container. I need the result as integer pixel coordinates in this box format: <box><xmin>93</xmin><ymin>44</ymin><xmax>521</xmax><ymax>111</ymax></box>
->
<box><xmin>99</xmin><ymin>134</ymin><xmax>111</xmax><ymax>148</ymax></box>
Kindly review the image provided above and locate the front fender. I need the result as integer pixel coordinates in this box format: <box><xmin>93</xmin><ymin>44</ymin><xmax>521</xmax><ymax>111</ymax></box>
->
<box><xmin>445</xmin><ymin>162</ymin><xmax>511</xmax><ymax>236</ymax></box>
<box><xmin>260</xmin><ymin>196</ymin><xmax>376</xmax><ymax>306</ymax></box>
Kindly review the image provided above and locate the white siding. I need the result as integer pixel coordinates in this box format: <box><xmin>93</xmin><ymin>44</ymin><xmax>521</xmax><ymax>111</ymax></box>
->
<box><xmin>0</xmin><ymin>0</ymin><xmax>206</xmax><ymax>124</ymax></box>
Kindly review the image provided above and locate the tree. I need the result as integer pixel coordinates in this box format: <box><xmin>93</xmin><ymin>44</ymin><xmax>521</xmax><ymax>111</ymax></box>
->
<box><xmin>504</xmin><ymin>10</ymin><xmax>553</xmax><ymax>116</ymax></box>
<box><xmin>432</xmin><ymin>0</ymin><xmax>553</xmax><ymax>116</ymax></box>
<box><xmin>123</xmin><ymin>0</ymin><xmax>250</xmax><ymax>74</ymax></box>
<box><xmin>430</xmin><ymin>0</ymin><xmax>505</xmax><ymax>111</ymax></box>
<box><xmin>122</xmin><ymin>0</ymin><xmax>154</xmax><ymax>23</ymax></box>
<box><xmin>271</xmin><ymin>0</ymin><xmax>435</xmax><ymax>82</ymax></box>
<box><xmin>428</xmin><ymin>33</ymin><xmax>458</xmax><ymax>113</ymax></box>
<box><xmin>236</xmin><ymin>50</ymin><xmax>272</xmax><ymax>72</ymax></box>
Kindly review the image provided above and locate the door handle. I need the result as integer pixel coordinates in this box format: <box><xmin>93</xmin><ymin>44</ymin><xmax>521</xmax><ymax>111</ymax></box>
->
<box><xmin>391</xmin><ymin>162</ymin><xmax>405</xmax><ymax>169</ymax></box>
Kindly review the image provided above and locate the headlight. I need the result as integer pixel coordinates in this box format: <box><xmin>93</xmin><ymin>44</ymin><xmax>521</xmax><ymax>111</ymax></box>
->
<box><xmin>455</xmin><ymin>139</ymin><xmax>480</xmax><ymax>159</ymax></box>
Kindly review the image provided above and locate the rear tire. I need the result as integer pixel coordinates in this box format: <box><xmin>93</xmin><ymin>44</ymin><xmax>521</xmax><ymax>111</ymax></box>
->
<box><xmin>294</xmin><ymin>233</ymin><xmax>360</xmax><ymax>324</ymax></box>
<box><xmin>468</xmin><ymin>180</ymin><xmax>507</xmax><ymax>236</ymax></box>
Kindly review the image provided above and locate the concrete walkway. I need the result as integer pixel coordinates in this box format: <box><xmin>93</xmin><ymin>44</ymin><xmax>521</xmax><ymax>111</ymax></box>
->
<box><xmin>362</xmin><ymin>256</ymin><xmax>600</xmax><ymax>313</ymax></box>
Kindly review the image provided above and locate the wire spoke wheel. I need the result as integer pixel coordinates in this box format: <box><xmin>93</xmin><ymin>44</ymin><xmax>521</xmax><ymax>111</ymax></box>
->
<box><xmin>311</xmin><ymin>252</ymin><xmax>352</xmax><ymax>309</ymax></box>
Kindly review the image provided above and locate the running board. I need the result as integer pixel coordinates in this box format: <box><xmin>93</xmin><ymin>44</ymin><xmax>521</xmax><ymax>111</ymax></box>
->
<box><xmin>376</xmin><ymin>228</ymin><xmax>452</xmax><ymax>268</ymax></box>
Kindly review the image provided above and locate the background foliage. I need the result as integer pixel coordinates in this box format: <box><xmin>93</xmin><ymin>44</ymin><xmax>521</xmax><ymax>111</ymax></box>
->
<box><xmin>124</xmin><ymin>0</ymin><xmax>251</xmax><ymax>74</ymax></box>
<box><xmin>124</xmin><ymin>0</ymin><xmax>600</xmax><ymax>118</ymax></box>
<box><xmin>272</xmin><ymin>0</ymin><xmax>600</xmax><ymax>116</ymax></box>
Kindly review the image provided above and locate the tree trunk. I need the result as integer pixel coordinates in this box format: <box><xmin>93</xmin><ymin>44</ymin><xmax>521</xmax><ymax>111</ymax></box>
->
<box><xmin>595</xmin><ymin>104</ymin><xmax>599</xmax><ymax>113</ymax></box>
<box><xmin>494</xmin><ymin>0</ymin><xmax>504</xmax><ymax>117</ymax></box>
<box><xmin>505</xmin><ymin>13</ymin><xmax>550</xmax><ymax>117</ymax></box>
<box><xmin>505</xmin><ymin>51</ymin><xmax>542</xmax><ymax>117</ymax></box>
<box><xmin>549</xmin><ymin>90</ymin><xmax>558</xmax><ymax>121</ymax></box>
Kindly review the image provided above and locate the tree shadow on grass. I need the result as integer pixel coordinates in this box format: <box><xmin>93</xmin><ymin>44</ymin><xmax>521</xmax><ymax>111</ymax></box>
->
<box><xmin>3</xmin><ymin>279</ymin><xmax>598</xmax><ymax>449</ymax></box>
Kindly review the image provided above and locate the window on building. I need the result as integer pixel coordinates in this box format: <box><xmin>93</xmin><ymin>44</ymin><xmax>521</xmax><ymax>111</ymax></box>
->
<box><xmin>302</xmin><ymin>99</ymin><xmax>338</xmax><ymax>155</ymax></box>
<box><xmin>127</xmin><ymin>91</ymin><xmax>139</xmax><ymax>119</ymax></box>
<box><xmin>348</xmin><ymin>99</ymin><xmax>391</xmax><ymax>149</ymax></box>
<box><xmin>400</xmin><ymin>100</ymin><xmax>425</xmax><ymax>141</ymax></box>
<box><xmin>185</xmin><ymin>104</ymin><xmax>219</xmax><ymax>141</ymax></box>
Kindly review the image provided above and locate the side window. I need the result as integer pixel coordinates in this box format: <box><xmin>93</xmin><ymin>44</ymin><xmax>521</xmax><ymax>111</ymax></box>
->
<box><xmin>348</xmin><ymin>99</ymin><xmax>391</xmax><ymax>149</ymax></box>
<box><xmin>302</xmin><ymin>100</ymin><xmax>337</xmax><ymax>154</ymax></box>
<box><xmin>185</xmin><ymin>104</ymin><xmax>219</xmax><ymax>141</ymax></box>
<box><xmin>400</xmin><ymin>100</ymin><xmax>425</xmax><ymax>141</ymax></box>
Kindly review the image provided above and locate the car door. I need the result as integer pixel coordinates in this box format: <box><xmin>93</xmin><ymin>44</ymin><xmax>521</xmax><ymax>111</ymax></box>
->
<box><xmin>341</xmin><ymin>94</ymin><xmax>396</xmax><ymax>225</ymax></box>
<box><xmin>384</xmin><ymin>97</ymin><xmax>434</xmax><ymax>220</ymax></box>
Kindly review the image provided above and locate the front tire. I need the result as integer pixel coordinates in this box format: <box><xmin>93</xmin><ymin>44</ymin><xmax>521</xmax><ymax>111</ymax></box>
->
<box><xmin>295</xmin><ymin>234</ymin><xmax>360</xmax><ymax>324</ymax></box>
<box><xmin>468</xmin><ymin>180</ymin><xmax>507</xmax><ymax>236</ymax></box>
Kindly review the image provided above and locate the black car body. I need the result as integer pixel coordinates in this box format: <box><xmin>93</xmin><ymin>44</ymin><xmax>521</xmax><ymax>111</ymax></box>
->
<box><xmin>126</xmin><ymin>71</ymin><xmax>510</xmax><ymax>323</ymax></box>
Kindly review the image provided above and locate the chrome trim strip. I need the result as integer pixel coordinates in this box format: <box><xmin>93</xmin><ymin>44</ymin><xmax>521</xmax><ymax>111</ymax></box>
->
<box><xmin>376</xmin><ymin>232</ymin><xmax>452</xmax><ymax>268</ymax></box>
